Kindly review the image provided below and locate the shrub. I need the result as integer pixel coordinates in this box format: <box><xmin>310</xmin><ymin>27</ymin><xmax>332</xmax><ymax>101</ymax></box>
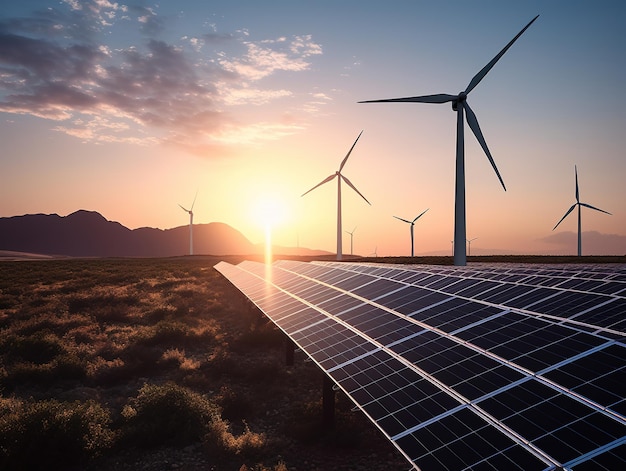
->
<box><xmin>3</xmin><ymin>354</ymin><xmax>87</xmax><ymax>391</ymax></box>
<box><xmin>3</xmin><ymin>332</ymin><xmax>65</xmax><ymax>364</ymax></box>
<box><xmin>160</xmin><ymin>348</ymin><xmax>200</xmax><ymax>371</ymax></box>
<box><xmin>88</xmin><ymin>344</ymin><xmax>162</xmax><ymax>386</ymax></box>
<box><xmin>138</xmin><ymin>320</ymin><xmax>191</xmax><ymax>347</ymax></box>
<box><xmin>53</xmin><ymin>353</ymin><xmax>87</xmax><ymax>381</ymax></box>
<box><xmin>67</xmin><ymin>293</ymin><xmax>140</xmax><ymax>322</ymax></box>
<box><xmin>239</xmin><ymin>463</ymin><xmax>288</xmax><ymax>471</ymax></box>
<box><xmin>218</xmin><ymin>385</ymin><xmax>256</xmax><ymax>421</ymax></box>
<box><xmin>146</xmin><ymin>305</ymin><xmax>177</xmax><ymax>322</ymax></box>
<box><xmin>205</xmin><ymin>417</ymin><xmax>266</xmax><ymax>457</ymax></box>
<box><xmin>2</xmin><ymin>362</ymin><xmax>55</xmax><ymax>389</ymax></box>
<box><xmin>86</xmin><ymin>357</ymin><xmax>127</xmax><ymax>387</ymax></box>
<box><xmin>121</xmin><ymin>382</ymin><xmax>219</xmax><ymax>448</ymax></box>
<box><xmin>202</xmin><ymin>347</ymin><xmax>238</xmax><ymax>379</ymax></box>
<box><xmin>0</xmin><ymin>397</ymin><xmax>114</xmax><ymax>471</ymax></box>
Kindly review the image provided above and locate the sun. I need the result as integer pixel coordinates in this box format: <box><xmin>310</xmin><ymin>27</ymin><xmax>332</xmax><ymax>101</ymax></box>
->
<box><xmin>254</xmin><ymin>194</ymin><xmax>288</xmax><ymax>230</ymax></box>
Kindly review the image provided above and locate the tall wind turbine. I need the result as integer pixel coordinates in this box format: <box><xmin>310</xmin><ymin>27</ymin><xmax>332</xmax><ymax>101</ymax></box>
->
<box><xmin>345</xmin><ymin>226</ymin><xmax>357</xmax><ymax>256</ymax></box>
<box><xmin>179</xmin><ymin>191</ymin><xmax>197</xmax><ymax>256</ymax></box>
<box><xmin>553</xmin><ymin>165</ymin><xmax>611</xmax><ymax>256</ymax></box>
<box><xmin>302</xmin><ymin>131</ymin><xmax>371</xmax><ymax>261</ymax></box>
<box><xmin>360</xmin><ymin>16</ymin><xmax>539</xmax><ymax>266</ymax></box>
<box><xmin>394</xmin><ymin>208</ymin><xmax>429</xmax><ymax>257</ymax></box>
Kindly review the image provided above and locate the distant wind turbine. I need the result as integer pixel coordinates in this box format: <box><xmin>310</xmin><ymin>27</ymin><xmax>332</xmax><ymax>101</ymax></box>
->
<box><xmin>302</xmin><ymin>131</ymin><xmax>371</xmax><ymax>261</ymax></box>
<box><xmin>394</xmin><ymin>209</ymin><xmax>429</xmax><ymax>257</ymax></box>
<box><xmin>179</xmin><ymin>191</ymin><xmax>197</xmax><ymax>256</ymax></box>
<box><xmin>360</xmin><ymin>16</ymin><xmax>539</xmax><ymax>266</ymax></box>
<box><xmin>552</xmin><ymin>165</ymin><xmax>611</xmax><ymax>256</ymax></box>
<box><xmin>466</xmin><ymin>237</ymin><xmax>478</xmax><ymax>256</ymax></box>
<box><xmin>345</xmin><ymin>226</ymin><xmax>357</xmax><ymax>256</ymax></box>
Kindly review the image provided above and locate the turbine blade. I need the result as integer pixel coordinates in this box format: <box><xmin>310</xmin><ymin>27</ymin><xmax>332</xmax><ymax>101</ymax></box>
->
<box><xmin>341</xmin><ymin>174</ymin><xmax>371</xmax><ymax>205</ymax></box>
<box><xmin>465</xmin><ymin>15</ymin><xmax>539</xmax><ymax>94</ymax></box>
<box><xmin>179</xmin><ymin>204</ymin><xmax>190</xmax><ymax>212</ymax></box>
<box><xmin>301</xmin><ymin>174</ymin><xmax>337</xmax><ymax>197</ymax></box>
<box><xmin>575</xmin><ymin>165</ymin><xmax>580</xmax><ymax>203</ymax></box>
<box><xmin>339</xmin><ymin>130</ymin><xmax>363</xmax><ymax>172</ymax></box>
<box><xmin>394</xmin><ymin>216</ymin><xmax>411</xmax><ymax>224</ymax></box>
<box><xmin>580</xmin><ymin>203</ymin><xmax>612</xmax><ymax>215</ymax></box>
<box><xmin>463</xmin><ymin>102</ymin><xmax>506</xmax><ymax>191</ymax></box>
<box><xmin>552</xmin><ymin>204</ymin><xmax>577</xmax><ymax>230</ymax></box>
<box><xmin>359</xmin><ymin>94</ymin><xmax>456</xmax><ymax>104</ymax></box>
<box><xmin>412</xmin><ymin>208</ymin><xmax>429</xmax><ymax>223</ymax></box>
<box><xmin>190</xmin><ymin>190</ymin><xmax>198</xmax><ymax>211</ymax></box>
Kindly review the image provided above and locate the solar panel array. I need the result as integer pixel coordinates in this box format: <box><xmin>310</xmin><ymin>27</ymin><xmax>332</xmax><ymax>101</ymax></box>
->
<box><xmin>215</xmin><ymin>260</ymin><xmax>626</xmax><ymax>471</ymax></box>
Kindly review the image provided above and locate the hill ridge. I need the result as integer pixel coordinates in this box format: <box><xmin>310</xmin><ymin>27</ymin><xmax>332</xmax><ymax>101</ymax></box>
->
<box><xmin>0</xmin><ymin>210</ymin><xmax>257</xmax><ymax>257</ymax></box>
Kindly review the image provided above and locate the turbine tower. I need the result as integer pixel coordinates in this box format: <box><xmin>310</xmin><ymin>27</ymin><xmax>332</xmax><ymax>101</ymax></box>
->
<box><xmin>553</xmin><ymin>165</ymin><xmax>611</xmax><ymax>256</ymax></box>
<box><xmin>179</xmin><ymin>191</ymin><xmax>197</xmax><ymax>256</ymax></box>
<box><xmin>345</xmin><ymin>226</ymin><xmax>357</xmax><ymax>256</ymax></box>
<box><xmin>360</xmin><ymin>16</ymin><xmax>539</xmax><ymax>266</ymax></box>
<box><xmin>394</xmin><ymin>208</ymin><xmax>429</xmax><ymax>257</ymax></box>
<box><xmin>302</xmin><ymin>131</ymin><xmax>371</xmax><ymax>261</ymax></box>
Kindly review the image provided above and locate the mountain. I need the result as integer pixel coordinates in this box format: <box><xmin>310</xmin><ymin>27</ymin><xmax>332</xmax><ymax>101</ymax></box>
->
<box><xmin>0</xmin><ymin>210</ymin><xmax>257</xmax><ymax>257</ymax></box>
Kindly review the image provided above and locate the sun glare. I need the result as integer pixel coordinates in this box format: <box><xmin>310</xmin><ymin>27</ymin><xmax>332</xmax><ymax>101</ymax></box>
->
<box><xmin>255</xmin><ymin>196</ymin><xmax>287</xmax><ymax>229</ymax></box>
<box><xmin>253</xmin><ymin>195</ymin><xmax>289</xmax><ymax>266</ymax></box>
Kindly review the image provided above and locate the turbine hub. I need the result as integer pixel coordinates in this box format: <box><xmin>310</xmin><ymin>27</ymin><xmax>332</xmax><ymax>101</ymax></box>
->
<box><xmin>452</xmin><ymin>92</ymin><xmax>466</xmax><ymax>111</ymax></box>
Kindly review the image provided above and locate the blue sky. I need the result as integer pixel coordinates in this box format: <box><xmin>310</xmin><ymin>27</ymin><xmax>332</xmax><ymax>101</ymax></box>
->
<box><xmin>1</xmin><ymin>1</ymin><xmax>625</xmax><ymax>256</ymax></box>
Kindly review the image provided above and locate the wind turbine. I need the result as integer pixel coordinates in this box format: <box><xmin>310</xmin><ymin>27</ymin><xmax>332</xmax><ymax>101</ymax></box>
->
<box><xmin>302</xmin><ymin>131</ymin><xmax>371</xmax><ymax>261</ymax></box>
<box><xmin>552</xmin><ymin>165</ymin><xmax>611</xmax><ymax>256</ymax></box>
<box><xmin>467</xmin><ymin>237</ymin><xmax>478</xmax><ymax>256</ymax></box>
<box><xmin>345</xmin><ymin>226</ymin><xmax>357</xmax><ymax>256</ymax></box>
<box><xmin>360</xmin><ymin>16</ymin><xmax>539</xmax><ymax>266</ymax></box>
<box><xmin>394</xmin><ymin>208</ymin><xmax>429</xmax><ymax>257</ymax></box>
<box><xmin>179</xmin><ymin>191</ymin><xmax>197</xmax><ymax>256</ymax></box>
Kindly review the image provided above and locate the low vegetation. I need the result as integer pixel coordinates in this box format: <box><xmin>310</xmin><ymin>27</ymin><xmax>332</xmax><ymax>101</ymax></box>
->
<box><xmin>0</xmin><ymin>256</ymin><xmax>405</xmax><ymax>470</ymax></box>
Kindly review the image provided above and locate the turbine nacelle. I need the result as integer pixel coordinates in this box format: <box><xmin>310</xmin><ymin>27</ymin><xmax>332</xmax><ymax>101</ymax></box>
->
<box><xmin>452</xmin><ymin>92</ymin><xmax>467</xmax><ymax>111</ymax></box>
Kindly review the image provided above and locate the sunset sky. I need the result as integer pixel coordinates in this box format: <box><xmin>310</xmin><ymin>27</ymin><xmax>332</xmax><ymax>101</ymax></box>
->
<box><xmin>1</xmin><ymin>1</ymin><xmax>625</xmax><ymax>256</ymax></box>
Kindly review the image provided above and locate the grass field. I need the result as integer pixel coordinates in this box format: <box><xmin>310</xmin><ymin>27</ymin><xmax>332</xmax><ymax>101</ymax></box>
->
<box><xmin>0</xmin><ymin>256</ymin><xmax>413</xmax><ymax>471</ymax></box>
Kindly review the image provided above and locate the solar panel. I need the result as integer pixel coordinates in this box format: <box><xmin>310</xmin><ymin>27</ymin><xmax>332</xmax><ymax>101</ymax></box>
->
<box><xmin>215</xmin><ymin>260</ymin><xmax>626</xmax><ymax>470</ymax></box>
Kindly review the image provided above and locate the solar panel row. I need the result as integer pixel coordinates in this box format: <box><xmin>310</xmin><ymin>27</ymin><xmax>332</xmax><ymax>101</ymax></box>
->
<box><xmin>215</xmin><ymin>260</ymin><xmax>625</xmax><ymax>471</ymax></box>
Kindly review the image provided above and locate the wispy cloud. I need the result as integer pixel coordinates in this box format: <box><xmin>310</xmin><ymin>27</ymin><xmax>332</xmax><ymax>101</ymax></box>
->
<box><xmin>0</xmin><ymin>1</ymin><xmax>324</xmax><ymax>154</ymax></box>
<box><xmin>218</xmin><ymin>36</ymin><xmax>321</xmax><ymax>81</ymax></box>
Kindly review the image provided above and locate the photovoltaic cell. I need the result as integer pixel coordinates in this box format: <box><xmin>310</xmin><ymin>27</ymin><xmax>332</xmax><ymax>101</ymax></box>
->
<box><xmin>396</xmin><ymin>408</ymin><xmax>548</xmax><ymax>470</ymax></box>
<box><xmin>215</xmin><ymin>259</ymin><xmax>626</xmax><ymax>471</ymax></box>
<box><xmin>574</xmin><ymin>298</ymin><xmax>626</xmax><ymax>332</ymax></box>
<box><xmin>543</xmin><ymin>344</ymin><xmax>626</xmax><ymax>415</ymax></box>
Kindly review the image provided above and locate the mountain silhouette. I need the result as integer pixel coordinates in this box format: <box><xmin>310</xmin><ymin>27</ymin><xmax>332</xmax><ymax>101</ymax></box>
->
<box><xmin>0</xmin><ymin>210</ymin><xmax>257</xmax><ymax>257</ymax></box>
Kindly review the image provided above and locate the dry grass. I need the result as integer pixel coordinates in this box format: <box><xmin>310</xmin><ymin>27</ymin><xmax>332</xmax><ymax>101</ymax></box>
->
<box><xmin>0</xmin><ymin>256</ymin><xmax>406</xmax><ymax>471</ymax></box>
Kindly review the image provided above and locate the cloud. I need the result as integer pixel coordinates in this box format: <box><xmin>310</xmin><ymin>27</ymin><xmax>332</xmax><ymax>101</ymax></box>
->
<box><xmin>0</xmin><ymin>1</ymin><xmax>324</xmax><ymax>155</ymax></box>
<box><xmin>218</xmin><ymin>36</ymin><xmax>322</xmax><ymax>81</ymax></box>
<box><xmin>538</xmin><ymin>231</ymin><xmax>626</xmax><ymax>255</ymax></box>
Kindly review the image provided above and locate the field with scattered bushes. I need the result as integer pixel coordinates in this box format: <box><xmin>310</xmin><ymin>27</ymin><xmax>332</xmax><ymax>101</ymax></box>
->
<box><xmin>0</xmin><ymin>257</ymin><xmax>406</xmax><ymax>471</ymax></box>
